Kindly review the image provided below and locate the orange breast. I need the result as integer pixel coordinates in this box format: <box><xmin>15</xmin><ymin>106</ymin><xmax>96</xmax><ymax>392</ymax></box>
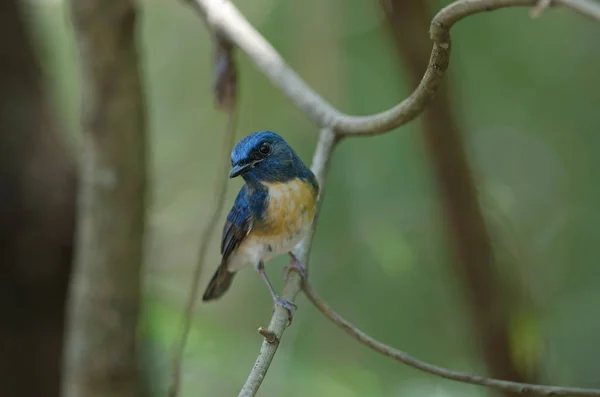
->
<box><xmin>253</xmin><ymin>179</ymin><xmax>317</xmax><ymax>238</ymax></box>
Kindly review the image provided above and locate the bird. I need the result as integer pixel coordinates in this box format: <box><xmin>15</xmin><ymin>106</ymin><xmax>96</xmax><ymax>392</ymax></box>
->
<box><xmin>202</xmin><ymin>131</ymin><xmax>319</xmax><ymax>318</ymax></box>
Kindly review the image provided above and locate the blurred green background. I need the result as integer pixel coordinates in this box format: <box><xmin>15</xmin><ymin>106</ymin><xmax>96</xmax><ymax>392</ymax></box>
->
<box><xmin>32</xmin><ymin>0</ymin><xmax>600</xmax><ymax>395</ymax></box>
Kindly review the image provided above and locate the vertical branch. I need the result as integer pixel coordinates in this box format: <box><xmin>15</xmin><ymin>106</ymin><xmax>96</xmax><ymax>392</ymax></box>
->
<box><xmin>380</xmin><ymin>0</ymin><xmax>534</xmax><ymax>392</ymax></box>
<box><xmin>168</xmin><ymin>33</ymin><xmax>239</xmax><ymax>397</ymax></box>
<box><xmin>0</xmin><ymin>2</ymin><xmax>77</xmax><ymax>397</ymax></box>
<box><xmin>237</xmin><ymin>127</ymin><xmax>337</xmax><ymax>397</ymax></box>
<box><xmin>63</xmin><ymin>1</ymin><xmax>147</xmax><ymax>397</ymax></box>
<box><xmin>168</xmin><ymin>115</ymin><xmax>236</xmax><ymax>397</ymax></box>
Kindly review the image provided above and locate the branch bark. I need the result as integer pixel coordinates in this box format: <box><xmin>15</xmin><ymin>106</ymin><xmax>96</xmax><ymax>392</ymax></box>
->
<box><xmin>237</xmin><ymin>127</ymin><xmax>337</xmax><ymax>397</ymax></box>
<box><xmin>62</xmin><ymin>1</ymin><xmax>147</xmax><ymax>397</ymax></box>
<box><xmin>0</xmin><ymin>2</ymin><xmax>77</xmax><ymax>397</ymax></box>
<box><xmin>381</xmin><ymin>0</ymin><xmax>535</xmax><ymax>394</ymax></box>
<box><xmin>191</xmin><ymin>0</ymin><xmax>600</xmax><ymax>137</ymax></box>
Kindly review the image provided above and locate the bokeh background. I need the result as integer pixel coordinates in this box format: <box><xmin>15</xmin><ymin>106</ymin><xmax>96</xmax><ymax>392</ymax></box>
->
<box><xmin>29</xmin><ymin>0</ymin><xmax>600</xmax><ymax>395</ymax></box>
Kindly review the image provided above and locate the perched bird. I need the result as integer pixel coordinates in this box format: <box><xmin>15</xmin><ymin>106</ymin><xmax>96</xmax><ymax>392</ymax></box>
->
<box><xmin>202</xmin><ymin>131</ymin><xmax>319</xmax><ymax>316</ymax></box>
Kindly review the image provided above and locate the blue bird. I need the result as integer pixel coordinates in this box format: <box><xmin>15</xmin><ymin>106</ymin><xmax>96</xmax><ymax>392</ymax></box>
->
<box><xmin>202</xmin><ymin>131</ymin><xmax>319</xmax><ymax>317</ymax></box>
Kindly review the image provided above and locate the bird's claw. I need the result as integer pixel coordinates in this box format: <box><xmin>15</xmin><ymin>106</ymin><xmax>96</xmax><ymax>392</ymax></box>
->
<box><xmin>283</xmin><ymin>258</ymin><xmax>307</xmax><ymax>282</ymax></box>
<box><xmin>272</xmin><ymin>296</ymin><xmax>297</xmax><ymax>325</ymax></box>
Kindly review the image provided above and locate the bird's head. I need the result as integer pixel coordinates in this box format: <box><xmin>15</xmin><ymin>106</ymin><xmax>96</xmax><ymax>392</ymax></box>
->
<box><xmin>229</xmin><ymin>131</ymin><xmax>304</xmax><ymax>183</ymax></box>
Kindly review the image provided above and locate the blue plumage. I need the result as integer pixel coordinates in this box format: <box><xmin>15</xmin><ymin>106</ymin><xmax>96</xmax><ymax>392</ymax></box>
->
<box><xmin>229</xmin><ymin>131</ymin><xmax>316</xmax><ymax>185</ymax></box>
<box><xmin>203</xmin><ymin>131</ymin><xmax>319</xmax><ymax>318</ymax></box>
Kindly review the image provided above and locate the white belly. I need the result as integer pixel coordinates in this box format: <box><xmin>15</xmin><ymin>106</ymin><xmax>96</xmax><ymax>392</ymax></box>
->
<box><xmin>226</xmin><ymin>219</ymin><xmax>311</xmax><ymax>271</ymax></box>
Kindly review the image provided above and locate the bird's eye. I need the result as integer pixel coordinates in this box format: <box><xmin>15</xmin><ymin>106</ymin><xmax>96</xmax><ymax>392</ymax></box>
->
<box><xmin>258</xmin><ymin>142</ymin><xmax>271</xmax><ymax>155</ymax></box>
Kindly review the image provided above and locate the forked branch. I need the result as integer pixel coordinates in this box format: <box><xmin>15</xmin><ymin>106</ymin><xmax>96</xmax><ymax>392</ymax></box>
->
<box><xmin>177</xmin><ymin>0</ymin><xmax>600</xmax><ymax>396</ymax></box>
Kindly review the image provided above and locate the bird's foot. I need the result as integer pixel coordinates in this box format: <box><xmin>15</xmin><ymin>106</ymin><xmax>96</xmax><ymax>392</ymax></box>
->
<box><xmin>283</xmin><ymin>255</ymin><xmax>308</xmax><ymax>282</ymax></box>
<box><xmin>272</xmin><ymin>295</ymin><xmax>297</xmax><ymax>325</ymax></box>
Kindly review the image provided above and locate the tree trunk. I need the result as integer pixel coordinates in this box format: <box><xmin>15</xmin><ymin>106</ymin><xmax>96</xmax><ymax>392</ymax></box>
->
<box><xmin>380</xmin><ymin>0</ymin><xmax>535</xmax><ymax>394</ymax></box>
<box><xmin>62</xmin><ymin>1</ymin><xmax>148</xmax><ymax>396</ymax></box>
<box><xmin>0</xmin><ymin>2</ymin><xmax>77</xmax><ymax>397</ymax></box>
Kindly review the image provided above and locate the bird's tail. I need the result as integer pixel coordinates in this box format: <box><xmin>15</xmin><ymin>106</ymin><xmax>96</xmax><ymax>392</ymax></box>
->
<box><xmin>202</xmin><ymin>265</ymin><xmax>236</xmax><ymax>301</ymax></box>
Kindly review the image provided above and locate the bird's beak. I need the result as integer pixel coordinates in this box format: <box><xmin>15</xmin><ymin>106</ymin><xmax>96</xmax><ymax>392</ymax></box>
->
<box><xmin>229</xmin><ymin>162</ymin><xmax>253</xmax><ymax>178</ymax></box>
<box><xmin>229</xmin><ymin>158</ymin><xmax>264</xmax><ymax>178</ymax></box>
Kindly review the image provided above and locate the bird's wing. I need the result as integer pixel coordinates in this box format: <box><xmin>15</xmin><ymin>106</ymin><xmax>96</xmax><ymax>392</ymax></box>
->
<box><xmin>221</xmin><ymin>185</ymin><xmax>253</xmax><ymax>261</ymax></box>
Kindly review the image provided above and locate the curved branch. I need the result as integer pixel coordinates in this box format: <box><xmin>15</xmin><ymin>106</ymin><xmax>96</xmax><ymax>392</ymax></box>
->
<box><xmin>382</xmin><ymin>0</ymin><xmax>533</xmax><ymax>391</ymax></box>
<box><xmin>191</xmin><ymin>0</ymin><xmax>600</xmax><ymax>136</ymax></box>
<box><xmin>237</xmin><ymin>128</ymin><xmax>337</xmax><ymax>397</ymax></box>
<box><xmin>302</xmin><ymin>282</ymin><xmax>600</xmax><ymax>397</ymax></box>
<box><xmin>182</xmin><ymin>0</ymin><xmax>600</xmax><ymax>396</ymax></box>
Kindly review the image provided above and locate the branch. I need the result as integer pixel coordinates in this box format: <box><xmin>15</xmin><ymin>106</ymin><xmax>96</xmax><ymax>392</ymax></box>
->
<box><xmin>382</xmin><ymin>0</ymin><xmax>535</xmax><ymax>391</ymax></box>
<box><xmin>168</xmin><ymin>112</ymin><xmax>237</xmax><ymax>397</ymax></box>
<box><xmin>531</xmin><ymin>0</ymin><xmax>553</xmax><ymax>17</ymax></box>
<box><xmin>237</xmin><ymin>128</ymin><xmax>337</xmax><ymax>397</ymax></box>
<box><xmin>302</xmin><ymin>282</ymin><xmax>600</xmax><ymax>397</ymax></box>
<box><xmin>183</xmin><ymin>0</ymin><xmax>600</xmax><ymax>395</ymax></box>
<box><xmin>191</xmin><ymin>0</ymin><xmax>600</xmax><ymax>136</ymax></box>
<box><xmin>169</xmin><ymin>34</ymin><xmax>238</xmax><ymax>397</ymax></box>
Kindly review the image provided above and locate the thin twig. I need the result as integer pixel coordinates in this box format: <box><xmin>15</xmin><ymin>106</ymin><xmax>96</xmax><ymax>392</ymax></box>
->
<box><xmin>191</xmin><ymin>0</ymin><xmax>600</xmax><ymax>137</ymax></box>
<box><xmin>237</xmin><ymin>128</ymin><xmax>337</xmax><ymax>397</ymax></box>
<box><xmin>302</xmin><ymin>282</ymin><xmax>600</xmax><ymax>397</ymax></box>
<box><xmin>531</xmin><ymin>0</ymin><xmax>553</xmax><ymax>17</ymax></box>
<box><xmin>257</xmin><ymin>328</ymin><xmax>278</xmax><ymax>344</ymax></box>
<box><xmin>169</xmin><ymin>29</ymin><xmax>238</xmax><ymax>397</ymax></box>
<box><xmin>168</xmin><ymin>111</ymin><xmax>237</xmax><ymax>397</ymax></box>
